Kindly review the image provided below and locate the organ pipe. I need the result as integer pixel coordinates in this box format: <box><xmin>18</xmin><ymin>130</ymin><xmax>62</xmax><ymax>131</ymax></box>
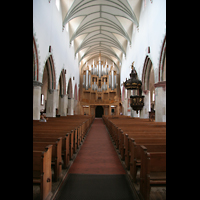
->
<box><xmin>111</xmin><ymin>70</ymin><xmax>114</xmax><ymax>90</ymax></box>
<box><xmin>83</xmin><ymin>74</ymin><xmax>85</xmax><ymax>88</ymax></box>
<box><xmin>83</xmin><ymin>61</ymin><xmax>117</xmax><ymax>93</ymax></box>
<box><xmin>86</xmin><ymin>70</ymin><xmax>89</xmax><ymax>90</ymax></box>
<box><xmin>89</xmin><ymin>74</ymin><xmax>91</xmax><ymax>88</ymax></box>
<box><xmin>114</xmin><ymin>75</ymin><xmax>117</xmax><ymax>88</ymax></box>
<box><xmin>99</xmin><ymin>60</ymin><xmax>101</xmax><ymax>78</ymax></box>
<box><xmin>109</xmin><ymin>75</ymin><xmax>111</xmax><ymax>88</ymax></box>
<box><xmin>91</xmin><ymin>65</ymin><xmax>93</xmax><ymax>75</ymax></box>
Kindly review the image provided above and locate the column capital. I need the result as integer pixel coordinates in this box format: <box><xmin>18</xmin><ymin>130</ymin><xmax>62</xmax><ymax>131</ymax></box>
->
<box><xmin>154</xmin><ymin>81</ymin><xmax>166</xmax><ymax>91</ymax></box>
<box><xmin>48</xmin><ymin>89</ymin><xmax>55</xmax><ymax>94</ymax></box>
<box><xmin>33</xmin><ymin>80</ymin><xmax>43</xmax><ymax>87</ymax></box>
<box><xmin>60</xmin><ymin>94</ymin><xmax>67</xmax><ymax>98</ymax></box>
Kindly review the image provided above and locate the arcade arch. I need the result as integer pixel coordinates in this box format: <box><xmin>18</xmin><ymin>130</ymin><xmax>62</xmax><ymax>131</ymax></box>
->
<box><xmin>57</xmin><ymin>69</ymin><xmax>67</xmax><ymax>116</ymax></box>
<box><xmin>159</xmin><ymin>36</ymin><xmax>166</xmax><ymax>82</ymax></box>
<box><xmin>41</xmin><ymin>55</ymin><xmax>56</xmax><ymax>117</ymax></box>
<box><xmin>142</xmin><ymin>56</ymin><xmax>155</xmax><ymax>111</ymax></box>
<box><xmin>33</xmin><ymin>36</ymin><xmax>42</xmax><ymax>120</ymax></box>
<box><xmin>67</xmin><ymin>78</ymin><xmax>73</xmax><ymax>115</ymax></box>
<box><xmin>33</xmin><ymin>36</ymin><xmax>39</xmax><ymax>81</ymax></box>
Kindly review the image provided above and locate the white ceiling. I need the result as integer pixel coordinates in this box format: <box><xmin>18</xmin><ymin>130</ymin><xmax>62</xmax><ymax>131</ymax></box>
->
<box><xmin>61</xmin><ymin>0</ymin><xmax>142</xmax><ymax>68</ymax></box>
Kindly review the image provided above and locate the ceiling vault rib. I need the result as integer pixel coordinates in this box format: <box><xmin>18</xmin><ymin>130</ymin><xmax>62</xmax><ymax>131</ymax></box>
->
<box><xmin>63</xmin><ymin>0</ymin><xmax>140</xmax><ymax>66</ymax></box>
<box><xmin>71</xmin><ymin>24</ymin><xmax>130</xmax><ymax>44</ymax></box>
<box><xmin>79</xmin><ymin>47</ymin><xmax>121</xmax><ymax>63</ymax></box>
<box><xmin>75</xmin><ymin>33</ymin><xmax>126</xmax><ymax>56</ymax></box>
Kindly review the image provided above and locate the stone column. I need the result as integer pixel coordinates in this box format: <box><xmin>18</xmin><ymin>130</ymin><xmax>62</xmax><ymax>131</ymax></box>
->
<box><xmin>154</xmin><ymin>81</ymin><xmax>166</xmax><ymax>122</ymax></box>
<box><xmin>46</xmin><ymin>89</ymin><xmax>57</xmax><ymax>117</ymax></box>
<box><xmin>71</xmin><ymin>98</ymin><xmax>74</xmax><ymax>115</ymax></box>
<box><xmin>68</xmin><ymin>98</ymin><xmax>74</xmax><ymax>115</ymax></box>
<box><xmin>33</xmin><ymin>81</ymin><xmax>43</xmax><ymax>120</ymax></box>
<box><xmin>123</xmin><ymin>98</ymin><xmax>128</xmax><ymax>116</ymax></box>
<box><xmin>59</xmin><ymin>95</ymin><xmax>67</xmax><ymax>116</ymax></box>
<box><xmin>140</xmin><ymin>90</ymin><xmax>150</xmax><ymax>119</ymax></box>
<box><xmin>74</xmin><ymin>99</ymin><xmax>78</xmax><ymax>114</ymax></box>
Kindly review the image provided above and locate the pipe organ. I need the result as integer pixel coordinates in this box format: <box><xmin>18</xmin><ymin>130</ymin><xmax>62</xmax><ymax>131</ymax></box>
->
<box><xmin>81</xmin><ymin>60</ymin><xmax>120</xmax><ymax>116</ymax></box>
<box><xmin>82</xmin><ymin>62</ymin><xmax>117</xmax><ymax>92</ymax></box>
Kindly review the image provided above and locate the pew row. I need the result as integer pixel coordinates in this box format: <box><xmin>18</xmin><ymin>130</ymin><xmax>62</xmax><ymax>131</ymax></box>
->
<box><xmin>33</xmin><ymin>138</ymin><xmax>62</xmax><ymax>181</ymax></box>
<box><xmin>140</xmin><ymin>146</ymin><xmax>166</xmax><ymax>200</ymax></box>
<box><xmin>102</xmin><ymin>115</ymin><xmax>166</xmax><ymax>200</ymax></box>
<box><xmin>33</xmin><ymin>145</ymin><xmax>52</xmax><ymax>200</ymax></box>
<box><xmin>33</xmin><ymin>115</ymin><xmax>94</xmax><ymax>200</ymax></box>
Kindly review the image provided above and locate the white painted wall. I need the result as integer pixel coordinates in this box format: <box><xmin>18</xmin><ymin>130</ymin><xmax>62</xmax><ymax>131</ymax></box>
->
<box><xmin>120</xmin><ymin>0</ymin><xmax>166</xmax><ymax>85</ymax></box>
<box><xmin>120</xmin><ymin>0</ymin><xmax>166</xmax><ymax>121</ymax></box>
<box><xmin>33</xmin><ymin>0</ymin><xmax>80</xmax><ymax>95</ymax></box>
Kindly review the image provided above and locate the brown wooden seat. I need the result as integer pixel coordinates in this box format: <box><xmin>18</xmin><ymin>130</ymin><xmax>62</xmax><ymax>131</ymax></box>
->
<box><xmin>33</xmin><ymin>115</ymin><xmax>94</xmax><ymax>200</ymax></box>
<box><xmin>102</xmin><ymin>115</ymin><xmax>166</xmax><ymax>200</ymax></box>
<box><xmin>33</xmin><ymin>145</ymin><xmax>52</xmax><ymax>200</ymax></box>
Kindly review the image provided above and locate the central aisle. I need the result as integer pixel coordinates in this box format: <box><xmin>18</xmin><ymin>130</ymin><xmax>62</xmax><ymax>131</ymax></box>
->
<box><xmin>55</xmin><ymin>118</ymin><xmax>135</xmax><ymax>200</ymax></box>
<box><xmin>69</xmin><ymin>118</ymin><xmax>125</xmax><ymax>174</ymax></box>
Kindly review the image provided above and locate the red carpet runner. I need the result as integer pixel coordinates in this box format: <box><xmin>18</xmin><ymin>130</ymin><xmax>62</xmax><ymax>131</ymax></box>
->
<box><xmin>69</xmin><ymin>118</ymin><xmax>126</xmax><ymax>174</ymax></box>
<box><xmin>55</xmin><ymin>119</ymin><xmax>136</xmax><ymax>200</ymax></box>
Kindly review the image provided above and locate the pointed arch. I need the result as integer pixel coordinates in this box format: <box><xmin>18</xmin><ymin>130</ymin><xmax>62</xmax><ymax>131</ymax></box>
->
<box><xmin>122</xmin><ymin>85</ymin><xmax>125</xmax><ymax>102</ymax></box>
<box><xmin>67</xmin><ymin>78</ymin><xmax>73</xmax><ymax>99</ymax></box>
<box><xmin>78</xmin><ymin>87</ymin><xmax>80</xmax><ymax>101</ymax></box>
<box><xmin>33</xmin><ymin>36</ymin><xmax>39</xmax><ymax>81</ymax></box>
<box><xmin>158</xmin><ymin>35</ymin><xmax>166</xmax><ymax>82</ymax></box>
<box><xmin>142</xmin><ymin>56</ymin><xmax>153</xmax><ymax>92</ymax></box>
<box><xmin>44</xmin><ymin>55</ymin><xmax>56</xmax><ymax>90</ymax></box>
<box><xmin>74</xmin><ymin>84</ymin><xmax>77</xmax><ymax>100</ymax></box>
<box><xmin>142</xmin><ymin>55</ymin><xmax>155</xmax><ymax>110</ymax></box>
<box><xmin>59</xmin><ymin>69</ymin><xmax>66</xmax><ymax>96</ymax></box>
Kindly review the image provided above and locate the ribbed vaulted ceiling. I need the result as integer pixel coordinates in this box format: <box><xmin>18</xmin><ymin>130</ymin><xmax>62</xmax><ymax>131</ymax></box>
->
<box><xmin>61</xmin><ymin>0</ymin><xmax>142</xmax><ymax>68</ymax></box>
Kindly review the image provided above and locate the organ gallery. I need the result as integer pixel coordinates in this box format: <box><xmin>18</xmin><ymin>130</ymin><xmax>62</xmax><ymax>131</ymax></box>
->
<box><xmin>80</xmin><ymin>58</ymin><xmax>121</xmax><ymax>117</ymax></box>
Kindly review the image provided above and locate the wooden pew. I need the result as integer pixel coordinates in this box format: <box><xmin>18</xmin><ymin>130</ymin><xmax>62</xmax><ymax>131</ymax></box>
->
<box><xmin>33</xmin><ymin>125</ymin><xmax>75</xmax><ymax>157</ymax></box>
<box><xmin>124</xmin><ymin>133</ymin><xmax>166</xmax><ymax>170</ymax></box>
<box><xmin>103</xmin><ymin>116</ymin><xmax>166</xmax><ymax>200</ymax></box>
<box><xmin>111</xmin><ymin>122</ymin><xmax>165</xmax><ymax>159</ymax></box>
<box><xmin>113</xmin><ymin>124</ymin><xmax>165</xmax><ymax>147</ymax></box>
<box><xmin>33</xmin><ymin>115</ymin><xmax>94</xmax><ymax>168</ymax></box>
<box><xmin>130</xmin><ymin>143</ymin><xmax>166</xmax><ymax>183</ymax></box>
<box><xmin>103</xmin><ymin>117</ymin><xmax>166</xmax><ymax>164</ymax></box>
<box><xmin>33</xmin><ymin>133</ymin><xmax>70</xmax><ymax>168</ymax></box>
<box><xmin>33</xmin><ymin>115</ymin><xmax>94</xmax><ymax>200</ymax></box>
<box><xmin>33</xmin><ymin>144</ymin><xmax>52</xmax><ymax>200</ymax></box>
<box><xmin>34</xmin><ymin>116</ymin><xmax>93</xmax><ymax>149</ymax></box>
<box><xmin>140</xmin><ymin>146</ymin><xmax>166</xmax><ymax>200</ymax></box>
<box><xmin>33</xmin><ymin>138</ymin><xmax>62</xmax><ymax>181</ymax></box>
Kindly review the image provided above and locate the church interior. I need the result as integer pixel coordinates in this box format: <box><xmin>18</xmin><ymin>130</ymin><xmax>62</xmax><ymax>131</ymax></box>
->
<box><xmin>33</xmin><ymin>0</ymin><xmax>166</xmax><ymax>199</ymax></box>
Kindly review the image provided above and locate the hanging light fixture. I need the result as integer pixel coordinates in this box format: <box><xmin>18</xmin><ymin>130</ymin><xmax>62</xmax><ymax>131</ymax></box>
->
<box><xmin>123</xmin><ymin>62</ymin><xmax>144</xmax><ymax>114</ymax></box>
